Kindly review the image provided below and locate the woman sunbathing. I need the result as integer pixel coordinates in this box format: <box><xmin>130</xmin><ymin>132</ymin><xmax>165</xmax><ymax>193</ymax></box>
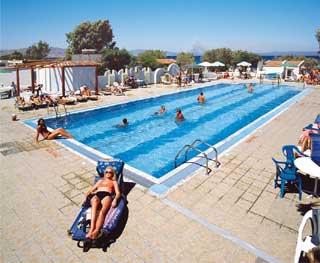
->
<box><xmin>35</xmin><ymin>118</ymin><xmax>73</xmax><ymax>143</ymax></box>
<box><xmin>84</xmin><ymin>166</ymin><xmax>121</xmax><ymax>239</ymax></box>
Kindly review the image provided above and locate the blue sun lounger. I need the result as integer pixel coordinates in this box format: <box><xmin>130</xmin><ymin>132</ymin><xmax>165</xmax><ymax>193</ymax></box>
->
<box><xmin>68</xmin><ymin>159</ymin><xmax>127</xmax><ymax>251</ymax></box>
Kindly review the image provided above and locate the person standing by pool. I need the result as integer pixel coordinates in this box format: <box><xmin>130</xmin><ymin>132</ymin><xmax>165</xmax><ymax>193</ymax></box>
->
<box><xmin>177</xmin><ymin>70</ymin><xmax>182</xmax><ymax>87</ymax></box>
<box><xmin>176</xmin><ymin>109</ymin><xmax>184</xmax><ymax>121</ymax></box>
<box><xmin>10</xmin><ymin>81</ymin><xmax>16</xmax><ymax>96</ymax></box>
<box><xmin>199</xmin><ymin>69</ymin><xmax>203</xmax><ymax>82</ymax></box>
<box><xmin>35</xmin><ymin>118</ymin><xmax>73</xmax><ymax>143</ymax></box>
<box><xmin>197</xmin><ymin>92</ymin><xmax>206</xmax><ymax>104</ymax></box>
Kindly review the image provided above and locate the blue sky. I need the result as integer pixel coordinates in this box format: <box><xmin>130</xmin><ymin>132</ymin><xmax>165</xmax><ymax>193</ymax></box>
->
<box><xmin>1</xmin><ymin>0</ymin><xmax>319</xmax><ymax>53</ymax></box>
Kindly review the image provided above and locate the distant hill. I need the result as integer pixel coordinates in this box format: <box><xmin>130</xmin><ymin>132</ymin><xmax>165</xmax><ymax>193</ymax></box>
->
<box><xmin>0</xmin><ymin>47</ymin><xmax>66</xmax><ymax>58</ymax></box>
<box><xmin>129</xmin><ymin>49</ymin><xmax>178</xmax><ymax>56</ymax></box>
<box><xmin>130</xmin><ymin>49</ymin><xmax>319</xmax><ymax>57</ymax></box>
<box><xmin>1</xmin><ymin>47</ymin><xmax>318</xmax><ymax>59</ymax></box>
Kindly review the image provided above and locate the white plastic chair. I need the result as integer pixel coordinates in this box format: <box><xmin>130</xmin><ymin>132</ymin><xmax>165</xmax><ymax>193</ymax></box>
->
<box><xmin>294</xmin><ymin>209</ymin><xmax>319</xmax><ymax>263</ymax></box>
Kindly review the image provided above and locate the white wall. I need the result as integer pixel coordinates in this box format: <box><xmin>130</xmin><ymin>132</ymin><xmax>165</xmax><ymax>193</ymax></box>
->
<box><xmin>154</xmin><ymin>68</ymin><xmax>165</xmax><ymax>83</ymax></box>
<box><xmin>168</xmin><ymin>63</ymin><xmax>179</xmax><ymax>76</ymax></box>
<box><xmin>262</xmin><ymin>66</ymin><xmax>284</xmax><ymax>75</ymax></box>
<box><xmin>37</xmin><ymin>66</ymin><xmax>96</xmax><ymax>94</ymax></box>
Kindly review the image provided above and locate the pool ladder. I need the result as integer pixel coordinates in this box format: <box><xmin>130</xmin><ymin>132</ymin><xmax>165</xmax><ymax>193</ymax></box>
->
<box><xmin>51</xmin><ymin>101</ymin><xmax>69</xmax><ymax>119</ymax></box>
<box><xmin>174</xmin><ymin>139</ymin><xmax>220</xmax><ymax>175</ymax></box>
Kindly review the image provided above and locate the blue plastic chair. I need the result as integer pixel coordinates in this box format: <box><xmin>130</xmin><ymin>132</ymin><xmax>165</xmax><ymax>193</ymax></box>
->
<box><xmin>304</xmin><ymin>114</ymin><xmax>320</xmax><ymax>132</ymax></box>
<box><xmin>310</xmin><ymin>134</ymin><xmax>320</xmax><ymax>166</ymax></box>
<box><xmin>282</xmin><ymin>145</ymin><xmax>307</xmax><ymax>164</ymax></box>
<box><xmin>272</xmin><ymin>157</ymin><xmax>302</xmax><ymax>200</ymax></box>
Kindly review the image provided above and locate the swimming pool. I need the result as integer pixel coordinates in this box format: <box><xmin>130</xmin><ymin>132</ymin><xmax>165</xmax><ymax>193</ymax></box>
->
<box><xmin>39</xmin><ymin>83</ymin><xmax>305</xmax><ymax>184</ymax></box>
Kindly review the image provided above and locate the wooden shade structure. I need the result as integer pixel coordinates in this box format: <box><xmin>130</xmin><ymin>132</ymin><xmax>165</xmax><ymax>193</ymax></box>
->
<box><xmin>8</xmin><ymin>60</ymin><xmax>100</xmax><ymax>96</ymax></box>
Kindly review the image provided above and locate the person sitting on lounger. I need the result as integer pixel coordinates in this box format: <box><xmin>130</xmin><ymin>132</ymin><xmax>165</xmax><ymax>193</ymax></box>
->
<box><xmin>80</xmin><ymin>85</ymin><xmax>92</xmax><ymax>96</ymax></box>
<box><xmin>84</xmin><ymin>166</ymin><xmax>121</xmax><ymax>239</ymax></box>
<box><xmin>197</xmin><ymin>92</ymin><xmax>206</xmax><ymax>104</ymax></box>
<box><xmin>35</xmin><ymin>118</ymin><xmax>73</xmax><ymax>143</ymax></box>
<box><xmin>110</xmin><ymin>82</ymin><xmax>124</xmax><ymax>94</ymax></box>
<box><xmin>16</xmin><ymin>96</ymin><xmax>28</xmax><ymax>106</ymax></box>
<box><xmin>128</xmin><ymin>76</ymin><xmax>138</xmax><ymax>89</ymax></box>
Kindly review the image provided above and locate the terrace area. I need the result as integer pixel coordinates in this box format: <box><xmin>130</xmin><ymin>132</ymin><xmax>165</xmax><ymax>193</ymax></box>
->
<box><xmin>1</xmin><ymin>80</ymin><xmax>319</xmax><ymax>262</ymax></box>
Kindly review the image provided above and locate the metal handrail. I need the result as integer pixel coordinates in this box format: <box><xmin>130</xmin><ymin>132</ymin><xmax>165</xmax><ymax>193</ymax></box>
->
<box><xmin>174</xmin><ymin>144</ymin><xmax>210</xmax><ymax>175</ymax></box>
<box><xmin>185</xmin><ymin>139</ymin><xmax>219</xmax><ymax>168</ymax></box>
<box><xmin>53</xmin><ymin>102</ymin><xmax>69</xmax><ymax>119</ymax></box>
<box><xmin>174</xmin><ymin>139</ymin><xmax>220</xmax><ymax>175</ymax></box>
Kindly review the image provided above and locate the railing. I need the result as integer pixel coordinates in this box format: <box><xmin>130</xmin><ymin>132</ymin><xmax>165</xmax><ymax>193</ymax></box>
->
<box><xmin>174</xmin><ymin>139</ymin><xmax>220</xmax><ymax>175</ymax></box>
<box><xmin>52</xmin><ymin>100</ymin><xmax>69</xmax><ymax>118</ymax></box>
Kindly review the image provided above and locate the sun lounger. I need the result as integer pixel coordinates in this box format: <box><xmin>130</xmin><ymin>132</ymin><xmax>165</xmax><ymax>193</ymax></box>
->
<box><xmin>16</xmin><ymin>103</ymin><xmax>33</xmax><ymax>111</ymax></box>
<box><xmin>68</xmin><ymin>159</ymin><xmax>127</xmax><ymax>252</ymax></box>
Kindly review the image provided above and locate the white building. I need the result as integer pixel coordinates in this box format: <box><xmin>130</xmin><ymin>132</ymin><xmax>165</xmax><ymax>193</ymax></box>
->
<box><xmin>258</xmin><ymin>60</ymin><xmax>304</xmax><ymax>80</ymax></box>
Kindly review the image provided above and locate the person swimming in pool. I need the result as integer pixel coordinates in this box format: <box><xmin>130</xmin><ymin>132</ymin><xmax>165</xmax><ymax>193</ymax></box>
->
<box><xmin>84</xmin><ymin>166</ymin><xmax>121</xmax><ymax>239</ymax></box>
<box><xmin>155</xmin><ymin>105</ymin><xmax>166</xmax><ymax>115</ymax></box>
<box><xmin>247</xmin><ymin>83</ymin><xmax>254</xmax><ymax>93</ymax></box>
<box><xmin>176</xmin><ymin>109</ymin><xmax>184</xmax><ymax>121</ymax></box>
<box><xmin>116</xmin><ymin>118</ymin><xmax>129</xmax><ymax>128</ymax></box>
<box><xmin>35</xmin><ymin>118</ymin><xmax>73</xmax><ymax>143</ymax></box>
<box><xmin>197</xmin><ymin>92</ymin><xmax>206</xmax><ymax>104</ymax></box>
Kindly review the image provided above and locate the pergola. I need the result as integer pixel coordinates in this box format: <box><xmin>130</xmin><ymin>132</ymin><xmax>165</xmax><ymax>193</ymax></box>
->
<box><xmin>9</xmin><ymin>60</ymin><xmax>100</xmax><ymax>97</ymax></box>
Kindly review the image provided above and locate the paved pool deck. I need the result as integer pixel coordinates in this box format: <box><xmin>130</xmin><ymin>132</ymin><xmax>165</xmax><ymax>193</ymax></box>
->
<box><xmin>1</xmin><ymin>80</ymin><xmax>319</xmax><ymax>263</ymax></box>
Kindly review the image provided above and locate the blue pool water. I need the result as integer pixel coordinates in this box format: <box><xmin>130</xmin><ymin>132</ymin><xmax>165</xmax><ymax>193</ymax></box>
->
<box><xmin>45</xmin><ymin>83</ymin><xmax>301</xmax><ymax>179</ymax></box>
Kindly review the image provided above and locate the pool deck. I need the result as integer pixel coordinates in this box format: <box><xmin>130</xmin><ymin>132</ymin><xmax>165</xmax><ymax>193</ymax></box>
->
<box><xmin>1</xmin><ymin>80</ymin><xmax>319</xmax><ymax>262</ymax></box>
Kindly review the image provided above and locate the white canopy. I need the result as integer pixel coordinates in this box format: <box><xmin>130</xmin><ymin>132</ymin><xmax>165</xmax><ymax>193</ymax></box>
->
<box><xmin>198</xmin><ymin>61</ymin><xmax>212</xmax><ymax>67</ymax></box>
<box><xmin>237</xmin><ymin>61</ymin><xmax>251</xmax><ymax>67</ymax></box>
<box><xmin>211</xmin><ymin>61</ymin><xmax>225</xmax><ymax>67</ymax></box>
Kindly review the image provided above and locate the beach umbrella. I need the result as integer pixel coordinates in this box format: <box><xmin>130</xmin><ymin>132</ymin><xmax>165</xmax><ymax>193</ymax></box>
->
<box><xmin>198</xmin><ymin>61</ymin><xmax>212</xmax><ymax>67</ymax></box>
<box><xmin>237</xmin><ymin>61</ymin><xmax>251</xmax><ymax>67</ymax></box>
<box><xmin>211</xmin><ymin>61</ymin><xmax>225</xmax><ymax>67</ymax></box>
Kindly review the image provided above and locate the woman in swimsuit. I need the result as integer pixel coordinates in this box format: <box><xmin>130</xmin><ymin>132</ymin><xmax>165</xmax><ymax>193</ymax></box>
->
<box><xmin>84</xmin><ymin>166</ymin><xmax>121</xmax><ymax>239</ymax></box>
<box><xmin>35</xmin><ymin>118</ymin><xmax>73</xmax><ymax>143</ymax></box>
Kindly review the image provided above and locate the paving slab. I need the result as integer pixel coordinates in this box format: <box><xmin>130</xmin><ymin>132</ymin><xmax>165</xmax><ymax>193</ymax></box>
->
<box><xmin>1</xmin><ymin>83</ymin><xmax>319</xmax><ymax>262</ymax></box>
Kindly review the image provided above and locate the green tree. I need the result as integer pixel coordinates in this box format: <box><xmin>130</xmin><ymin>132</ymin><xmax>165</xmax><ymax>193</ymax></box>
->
<box><xmin>137</xmin><ymin>50</ymin><xmax>166</xmax><ymax>70</ymax></box>
<box><xmin>276</xmin><ymin>55</ymin><xmax>318</xmax><ymax>70</ymax></box>
<box><xmin>129</xmin><ymin>56</ymin><xmax>138</xmax><ymax>68</ymax></box>
<box><xmin>0</xmin><ymin>50</ymin><xmax>24</xmax><ymax>60</ymax></box>
<box><xmin>101</xmin><ymin>48</ymin><xmax>132</xmax><ymax>71</ymax></box>
<box><xmin>316</xmin><ymin>28</ymin><xmax>320</xmax><ymax>53</ymax></box>
<box><xmin>176</xmin><ymin>52</ymin><xmax>194</xmax><ymax>66</ymax></box>
<box><xmin>66</xmin><ymin>20</ymin><xmax>115</xmax><ymax>56</ymax></box>
<box><xmin>232</xmin><ymin>50</ymin><xmax>261</xmax><ymax>67</ymax></box>
<box><xmin>202</xmin><ymin>48</ymin><xmax>233</xmax><ymax>67</ymax></box>
<box><xmin>25</xmin><ymin>41</ymin><xmax>50</xmax><ymax>59</ymax></box>
<box><xmin>303</xmin><ymin>57</ymin><xmax>318</xmax><ymax>70</ymax></box>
